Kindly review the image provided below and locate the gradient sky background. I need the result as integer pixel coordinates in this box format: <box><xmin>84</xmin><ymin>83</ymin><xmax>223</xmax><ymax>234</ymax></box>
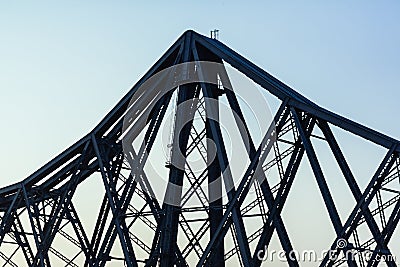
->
<box><xmin>1</xmin><ymin>1</ymin><xmax>400</xmax><ymax>184</ymax></box>
<box><xmin>0</xmin><ymin>1</ymin><xmax>399</xmax><ymax>265</ymax></box>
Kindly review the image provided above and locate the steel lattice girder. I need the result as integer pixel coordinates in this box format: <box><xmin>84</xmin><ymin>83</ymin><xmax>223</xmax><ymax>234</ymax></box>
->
<box><xmin>0</xmin><ymin>30</ymin><xmax>398</xmax><ymax>267</ymax></box>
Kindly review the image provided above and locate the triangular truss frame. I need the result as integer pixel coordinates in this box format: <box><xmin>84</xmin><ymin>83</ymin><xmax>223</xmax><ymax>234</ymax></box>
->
<box><xmin>0</xmin><ymin>30</ymin><xmax>399</xmax><ymax>267</ymax></box>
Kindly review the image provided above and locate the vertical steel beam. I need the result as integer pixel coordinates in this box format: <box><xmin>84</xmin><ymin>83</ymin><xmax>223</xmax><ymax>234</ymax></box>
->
<box><xmin>159</xmin><ymin>82</ymin><xmax>198</xmax><ymax>266</ymax></box>
<box><xmin>196</xmin><ymin>100</ymin><xmax>290</xmax><ymax>266</ymax></box>
<box><xmin>159</xmin><ymin>31</ymin><xmax>195</xmax><ymax>267</ymax></box>
<box><xmin>217</xmin><ymin>63</ymin><xmax>299</xmax><ymax>266</ymax></box>
<box><xmin>202</xmin><ymin>82</ymin><xmax>252</xmax><ymax>266</ymax></box>
<box><xmin>192</xmin><ymin>42</ymin><xmax>253</xmax><ymax>266</ymax></box>
<box><xmin>205</xmin><ymin>84</ymin><xmax>225</xmax><ymax>267</ymax></box>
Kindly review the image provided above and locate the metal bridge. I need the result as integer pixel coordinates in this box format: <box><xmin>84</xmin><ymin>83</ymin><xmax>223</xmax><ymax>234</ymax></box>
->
<box><xmin>0</xmin><ymin>30</ymin><xmax>399</xmax><ymax>266</ymax></box>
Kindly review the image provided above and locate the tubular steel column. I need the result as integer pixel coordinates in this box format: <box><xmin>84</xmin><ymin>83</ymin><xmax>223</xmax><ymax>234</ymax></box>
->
<box><xmin>2</xmin><ymin>30</ymin><xmax>400</xmax><ymax>267</ymax></box>
<box><xmin>205</xmin><ymin>83</ymin><xmax>225</xmax><ymax>267</ymax></box>
<box><xmin>159</xmin><ymin>31</ymin><xmax>195</xmax><ymax>267</ymax></box>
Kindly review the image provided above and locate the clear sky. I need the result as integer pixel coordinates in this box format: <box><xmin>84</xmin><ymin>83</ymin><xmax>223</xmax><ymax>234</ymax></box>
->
<box><xmin>1</xmin><ymin>1</ymin><xmax>399</xmax><ymax>184</ymax></box>
<box><xmin>0</xmin><ymin>1</ymin><xmax>399</xmax><ymax>265</ymax></box>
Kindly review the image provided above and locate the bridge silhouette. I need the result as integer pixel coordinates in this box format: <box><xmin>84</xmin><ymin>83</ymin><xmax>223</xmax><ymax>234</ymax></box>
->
<box><xmin>0</xmin><ymin>30</ymin><xmax>399</xmax><ymax>266</ymax></box>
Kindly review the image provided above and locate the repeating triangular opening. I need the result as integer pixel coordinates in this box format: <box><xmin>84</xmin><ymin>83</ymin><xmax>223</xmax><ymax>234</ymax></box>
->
<box><xmin>0</xmin><ymin>30</ymin><xmax>399</xmax><ymax>267</ymax></box>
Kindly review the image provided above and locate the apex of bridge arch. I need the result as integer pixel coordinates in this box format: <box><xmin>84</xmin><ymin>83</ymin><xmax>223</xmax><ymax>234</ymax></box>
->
<box><xmin>1</xmin><ymin>27</ymin><xmax>399</xmax><ymax>267</ymax></box>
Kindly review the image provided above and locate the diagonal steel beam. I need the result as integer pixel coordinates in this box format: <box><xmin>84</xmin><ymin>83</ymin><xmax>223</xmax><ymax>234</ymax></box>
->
<box><xmin>196</xmin><ymin>99</ymin><xmax>290</xmax><ymax>266</ymax></box>
<box><xmin>216</xmin><ymin>61</ymin><xmax>300</xmax><ymax>266</ymax></box>
<box><xmin>202</xmin><ymin>82</ymin><xmax>252</xmax><ymax>265</ymax></box>
<box><xmin>368</xmin><ymin>197</ymin><xmax>400</xmax><ymax>267</ymax></box>
<box><xmin>0</xmin><ymin>189</ymin><xmax>21</xmax><ymax>245</ymax></box>
<box><xmin>292</xmin><ymin>109</ymin><xmax>344</xmax><ymax>234</ymax></box>
<box><xmin>292</xmin><ymin>108</ymin><xmax>358</xmax><ymax>267</ymax></box>
<box><xmin>251</xmin><ymin>114</ymin><xmax>315</xmax><ymax>267</ymax></box>
<box><xmin>92</xmin><ymin>136</ymin><xmax>138</xmax><ymax>267</ymax></box>
<box><xmin>12</xmin><ymin>215</ymin><xmax>34</xmax><ymax>265</ymax></box>
<box><xmin>66</xmin><ymin>202</ymin><xmax>93</xmax><ymax>266</ymax></box>
<box><xmin>158</xmin><ymin>31</ymin><xmax>199</xmax><ymax>267</ymax></box>
<box><xmin>205</xmin><ymin>85</ymin><xmax>224</xmax><ymax>267</ymax></box>
<box><xmin>30</xmin><ymin>141</ymin><xmax>92</xmax><ymax>266</ymax></box>
<box><xmin>318</xmin><ymin>120</ymin><xmax>396</xmax><ymax>266</ymax></box>
<box><xmin>192</xmin><ymin>45</ymin><xmax>252</xmax><ymax>265</ymax></box>
<box><xmin>22</xmin><ymin>185</ymin><xmax>50</xmax><ymax>267</ymax></box>
<box><xmin>96</xmin><ymin>87</ymin><xmax>174</xmax><ymax>265</ymax></box>
<box><xmin>319</xmin><ymin>146</ymin><xmax>397</xmax><ymax>267</ymax></box>
<box><xmin>192</xmin><ymin>32</ymin><xmax>399</xmax><ymax>151</ymax></box>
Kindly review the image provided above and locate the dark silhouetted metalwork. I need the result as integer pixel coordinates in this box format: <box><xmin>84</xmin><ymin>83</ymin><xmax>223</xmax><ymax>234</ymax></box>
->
<box><xmin>0</xmin><ymin>30</ymin><xmax>399</xmax><ymax>266</ymax></box>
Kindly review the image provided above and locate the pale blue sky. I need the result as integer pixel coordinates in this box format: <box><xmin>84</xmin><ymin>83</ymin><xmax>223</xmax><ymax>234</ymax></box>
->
<box><xmin>0</xmin><ymin>2</ymin><xmax>399</xmax><ymax>265</ymax></box>
<box><xmin>1</xmin><ymin>1</ymin><xmax>399</xmax><ymax>184</ymax></box>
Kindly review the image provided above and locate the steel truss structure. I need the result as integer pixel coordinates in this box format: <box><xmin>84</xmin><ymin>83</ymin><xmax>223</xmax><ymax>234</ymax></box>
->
<box><xmin>0</xmin><ymin>30</ymin><xmax>399</xmax><ymax>266</ymax></box>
